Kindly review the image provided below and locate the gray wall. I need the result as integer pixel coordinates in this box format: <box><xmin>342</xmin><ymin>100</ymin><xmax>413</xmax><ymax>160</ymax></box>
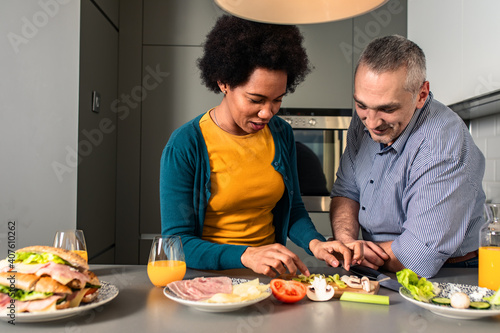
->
<box><xmin>0</xmin><ymin>0</ymin><xmax>119</xmax><ymax>261</ymax></box>
<box><xmin>0</xmin><ymin>0</ymin><xmax>81</xmax><ymax>252</ymax></box>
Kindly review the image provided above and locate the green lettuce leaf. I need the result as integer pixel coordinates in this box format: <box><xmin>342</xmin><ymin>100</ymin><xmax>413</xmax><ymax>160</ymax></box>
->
<box><xmin>0</xmin><ymin>285</ymin><xmax>53</xmax><ymax>301</ymax></box>
<box><xmin>396</xmin><ymin>268</ymin><xmax>435</xmax><ymax>303</ymax></box>
<box><xmin>484</xmin><ymin>287</ymin><xmax>500</xmax><ymax>305</ymax></box>
<box><xmin>14</xmin><ymin>252</ymin><xmax>68</xmax><ymax>265</ymax></box>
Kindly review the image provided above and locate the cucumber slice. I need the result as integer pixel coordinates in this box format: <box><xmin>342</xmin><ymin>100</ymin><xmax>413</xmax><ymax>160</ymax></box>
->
<box><xmin>431</xmin><ymin>297</ymin><xmax>451</xmax><ymax>305</ymax></box>
<box><xmin>470</xmin><ymin>301</ymin><xmax>491</xmax><ymax>309</ymax></box>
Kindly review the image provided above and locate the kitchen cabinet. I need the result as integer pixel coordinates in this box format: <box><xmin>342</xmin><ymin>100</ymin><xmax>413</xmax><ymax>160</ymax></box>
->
<box><xmin>408</xmin><ymin>0</ymin><xmax>500</xmax><ymax>106</ymax></box>
<box><xmin>143</xmin><ymin>0</ymin><xmax>223</xmax><ymax>46</ymax></box>
<box><xmin>281</xmin><ymin>20</ymin><xmax>354</xmax><ymax>109</ymax></box>
<box><xmin>77</xmin><ymin>0</ymin><xmax>119</xmax><ymax>263</ymax></box>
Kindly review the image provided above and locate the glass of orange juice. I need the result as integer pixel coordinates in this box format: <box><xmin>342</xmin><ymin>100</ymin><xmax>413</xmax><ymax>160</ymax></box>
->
<box><xmin>53</xmin><ymin>229</ymin><xmax>88</xmax><ymax>263</ymax></box>
<box><xmin>479</xmin><ymin>203</ymin><xmax>500</xmax><ymax>290</ymax></box>
<box><xmin>147</xmin><ymin>235</ymin><xmax>186</xmax><ymax>287</ymax></box>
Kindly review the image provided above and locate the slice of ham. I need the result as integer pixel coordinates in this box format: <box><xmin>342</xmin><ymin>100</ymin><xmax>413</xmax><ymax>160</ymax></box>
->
<box><xmin>35</xmin><ymin>262</ymin><xmax>89</xmax><ymax>287</ymax></box>
<box><xmin>167</xmin><ymin>277</ymin><xmax>233</xmax><ymax>301</ymax></box>
<box><xmin>0</xmin><ymin>261</ymin><xmax>50</xmax><ymax>274</ymax></box>
<box><xmin>0</xmin><ymin>293</ymin><xmax>11</xmax><ymax>308</ymax></box>
<box><xmin>0</xmin><ymin>260</ymin><xmax>12</xmax><ymax>272</ymax></box>
<box><xmin>1</xmin><ymin>261</ymin><xmax>89</xmax><ymax>287</ymax></box>
<box><xmin>10</xmin><ymin>295</ymin><xmax>64</xmax><ymax>313</ymax></box>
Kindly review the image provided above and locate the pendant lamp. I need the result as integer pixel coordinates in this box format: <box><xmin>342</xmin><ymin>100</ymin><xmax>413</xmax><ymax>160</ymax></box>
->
<box><xmin>215</xmin><ymin>0</ymin><xmax>388</xmax><ymax>24</ymax></box>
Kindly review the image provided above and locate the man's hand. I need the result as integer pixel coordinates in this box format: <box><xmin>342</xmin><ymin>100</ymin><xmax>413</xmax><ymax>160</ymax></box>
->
<box><xmin>309</xmin><ymin>239</ymin><xmax>364</xmax><ymax>271</ymax></box>
<box><xmin>357</xmin><ymin>241</ymin><xmax>390</xmax><ymax>269</ymax></box>
<box><xmin>240</xmin><ymin>244</ymin><xmax>310</xmax><ymax>278</ymax></box>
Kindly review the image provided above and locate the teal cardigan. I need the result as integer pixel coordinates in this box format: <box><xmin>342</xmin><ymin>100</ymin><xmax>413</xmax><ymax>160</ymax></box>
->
<box><xmin>159</xmin><ymin>113</ymin><xmax>326</xmax><ymax>270</ymax></box>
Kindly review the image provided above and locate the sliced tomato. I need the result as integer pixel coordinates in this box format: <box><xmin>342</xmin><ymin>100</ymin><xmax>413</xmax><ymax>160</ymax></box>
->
<box><xmin>270</xmin><ymin>279</ymin><xmax>307</xmax><ymax>303</ymax></box>
<box><xmin>84</xmin><ymin>288</ymin><xmax>98</xmax><ymax>296</ymax></box>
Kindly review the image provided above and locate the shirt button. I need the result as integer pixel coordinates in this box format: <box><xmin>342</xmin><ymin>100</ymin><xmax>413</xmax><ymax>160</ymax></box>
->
<box><xmin>290</xmin><ymin>191</ymin><xmax>294</xmax><ymax>195</ymax></box>
<box><xmin>274</xmin><ymin>162</ymin><xmax>279</xmax><ymax>167</ymax></box>
<box><xmin>284</xmin><ymin>176</ymin><xmax>288</xmax><ymax>180</ymax></box>
<box><xmin>369</xmin><ymin>180</ymin><xmax>374</xmax><ymax>184</ymax></box>
<box><xmin>361</xmin><ymin>206</ymin><xmax>366</xmax><ymax>210</ymax></box>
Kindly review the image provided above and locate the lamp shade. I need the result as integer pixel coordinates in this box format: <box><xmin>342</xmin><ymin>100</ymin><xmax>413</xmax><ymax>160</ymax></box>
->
<box><xmin>214</xmin><ymin>0</ymin><xmax>389</xmax><ymax>24</ymax></box>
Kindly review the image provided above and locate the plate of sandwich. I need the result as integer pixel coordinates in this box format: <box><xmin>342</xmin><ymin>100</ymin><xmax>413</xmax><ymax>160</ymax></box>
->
<box><xmin>0</xmin><ymin>245</ymin><xmax>119</xmax><ymax>323</ymax></box>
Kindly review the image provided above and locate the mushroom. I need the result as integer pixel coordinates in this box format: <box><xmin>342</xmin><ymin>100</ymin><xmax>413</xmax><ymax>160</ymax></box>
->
<box><xmin>450</xmin><ymin>292</ymin><xmax>470</xmax><ymax>309</ymax></box>
<box><xmin>341</xmin><ymin>276</ymin><xmax>363</xmax><ymax>289</ymax></box>
<box><xmin>361</xmin><ymin>276</ymin><xmax>372</xmax><ymax>292</ymax></box>
<box><xmin>306</xmin><ymin>276</ymin><xmax>335</xmax><ymax>301</ymax></box>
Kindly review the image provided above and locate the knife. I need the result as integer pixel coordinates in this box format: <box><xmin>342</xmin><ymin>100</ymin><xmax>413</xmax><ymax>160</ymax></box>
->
<box><xmin>348</xmin><ymin>265</ymin><xmax>402</xmax><ymax>292</ymax></box>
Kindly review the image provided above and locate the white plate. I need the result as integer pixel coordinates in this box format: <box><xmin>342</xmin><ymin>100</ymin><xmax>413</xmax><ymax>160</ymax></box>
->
<box><xmin>163</xmin><ymin>278</ymin><xmax>271</xmax><ymax>312</ymax></box>
<box><xmin>399</xmin><ymin>282</ymin><xmax>500</xmax><ymax>320</ymax></box>
<box><xmin>1</xmin><ymin>281</ymin><xmax>119</xmax><ymax>323</ymax></box>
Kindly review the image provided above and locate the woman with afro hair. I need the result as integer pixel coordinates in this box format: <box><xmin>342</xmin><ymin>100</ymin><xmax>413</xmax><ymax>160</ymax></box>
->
<box><xmin>160</xmin><ymin>15</ymin><xmax>362</xmax><ymax>277</ymax></box>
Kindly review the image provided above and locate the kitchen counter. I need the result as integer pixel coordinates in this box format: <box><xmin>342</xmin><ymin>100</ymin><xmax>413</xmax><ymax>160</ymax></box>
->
<box><xmin>3</xmin><ymin>265</ymin><xmax>499</xmax><ymax>332</ymax></box>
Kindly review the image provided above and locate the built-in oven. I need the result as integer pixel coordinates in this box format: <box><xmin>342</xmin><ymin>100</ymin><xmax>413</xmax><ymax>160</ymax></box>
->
<box><xmin>277</xmin><ymin>108</ymin><xmax>352</xmax><ymax>212</ymax></box>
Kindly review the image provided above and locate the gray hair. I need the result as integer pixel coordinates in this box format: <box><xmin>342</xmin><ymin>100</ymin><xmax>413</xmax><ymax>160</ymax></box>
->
<box><xmin>355</xmin><ymin>35</ymin><xmax>426</xmax><ymax>95</ymax></box>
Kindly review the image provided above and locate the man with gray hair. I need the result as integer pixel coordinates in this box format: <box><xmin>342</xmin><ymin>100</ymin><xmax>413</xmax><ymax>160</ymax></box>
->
<box><xmin>330</xmin><ymin>35</ymin><xmax>486</xmax><ymax>278</ymax></box>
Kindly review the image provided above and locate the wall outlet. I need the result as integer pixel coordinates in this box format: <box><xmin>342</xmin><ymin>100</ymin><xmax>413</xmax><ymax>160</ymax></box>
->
<box><xmin>92</xmin><ymin>91</ymin><xmax>101</xmax><ymax>113</ymax></box>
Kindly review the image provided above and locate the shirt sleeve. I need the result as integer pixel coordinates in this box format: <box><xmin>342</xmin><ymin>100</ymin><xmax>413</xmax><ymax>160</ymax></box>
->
<box><xmin>391</xmin><ymin>134</ymin><xmax>484</xmax><ymax>278</ymax></box>
<box><xmin>160</xmin><ymin>132</ymin><xmax>247</xmax><ymax>270</ymax></box>
<box><xmin>330</xmin><ymin>114</ymin><xmax>361</xmax><ymax>202</ymax></box>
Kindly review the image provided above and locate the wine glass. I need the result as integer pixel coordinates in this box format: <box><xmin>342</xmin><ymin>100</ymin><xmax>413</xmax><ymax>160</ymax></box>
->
<box><xmin>147</xmin><ymin>235</ymin><xmax>186</xmax><ymax>287</ymax></box>
<box><xmin>53</xmin><ymin>229</ymin><xmax>88</xmax><ymax>263</ymax></box>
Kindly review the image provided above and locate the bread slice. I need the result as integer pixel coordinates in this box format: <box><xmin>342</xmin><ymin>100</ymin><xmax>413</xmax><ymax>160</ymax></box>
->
<box><xmin>34</xmin><ymin>276</ymin><xmax>72</xmax><ymax>294</ymax></box>
<box><xmin>0</xmin><ymin>272</ymin><xmax>40</xmax><ymax>291</ymax></box>
<box><xmin>16</xmin><ymin>245</ymin><xmax>89</xmax><ymax>272</ymax></box>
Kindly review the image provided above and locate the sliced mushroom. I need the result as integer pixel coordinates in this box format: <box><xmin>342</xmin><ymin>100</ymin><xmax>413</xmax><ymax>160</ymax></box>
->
<box><xmin>344</xmin><ymin>276</ymin><xmax>363</xmax><ymax>289</ymax></box>
<box><xmin>306</xmin><ymin>276</ymin><xmax>335</xmax><ymax>301</ymax></box>
<box><xmin>340</xmin><ymin>275</ymin><xmax>350</xmax><ymax>284</ymax></box>
<box><xmin>361</xmin><ymin>276</ymin><xmax>372</xmax><ymax>292</ymax></box>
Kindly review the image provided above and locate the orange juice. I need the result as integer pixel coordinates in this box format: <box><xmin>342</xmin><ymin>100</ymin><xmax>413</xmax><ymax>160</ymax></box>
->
<box><xmin>478</xmin><ymin>246</ymin><xmax>500</xmax><ymax>290</ymax></box>
<box><xmin>72</xmin><ymin>250</ymin><xmax>88</xmax><ymax>263</ymax></box>
<box><xmin>147</xmin><ymin>260</ymin><xmax>186</xmax><ymax>287</ymax></box>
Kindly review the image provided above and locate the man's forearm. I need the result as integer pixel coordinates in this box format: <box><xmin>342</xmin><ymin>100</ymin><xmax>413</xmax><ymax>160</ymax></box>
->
<box><xmin>376</xmin><ymin>241</ymin><xmax>406</xmax><ymax>272</ymax></box>
<box><xmin>330</xmin><ymin>197</ymin><xmax>360</xmax><ymax>242</ymax></box>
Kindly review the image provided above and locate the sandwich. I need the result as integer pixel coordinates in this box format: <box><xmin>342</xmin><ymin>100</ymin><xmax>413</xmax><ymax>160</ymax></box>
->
<box><xmin>0</xmin><ymin>245</ymin><xmax>101</xmax><ymax>313</ymax></box>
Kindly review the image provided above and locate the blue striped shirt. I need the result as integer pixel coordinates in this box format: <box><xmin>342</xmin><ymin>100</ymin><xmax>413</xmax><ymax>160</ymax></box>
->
<box><xmin>331</xmin><ymin>92</ymin><xmax>486</xmax><ymax>277</ymax></box>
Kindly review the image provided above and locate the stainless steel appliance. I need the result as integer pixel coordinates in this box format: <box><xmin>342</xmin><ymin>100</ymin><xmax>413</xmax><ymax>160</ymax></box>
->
<box><xmin>277</xmin><ymin>108</ymin><xmax>352</xmax><ymax>212</ymax></box>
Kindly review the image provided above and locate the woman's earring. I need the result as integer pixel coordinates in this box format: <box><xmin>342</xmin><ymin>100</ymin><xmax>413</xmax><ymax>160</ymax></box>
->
<box><xmin>223</xmin><ymin>90</ymin><xmax>227</xmax><ymax>95</ymax></box>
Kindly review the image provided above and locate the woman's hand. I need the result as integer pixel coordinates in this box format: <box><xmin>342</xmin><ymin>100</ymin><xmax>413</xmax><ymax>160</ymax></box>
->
<box><xmin>309</xmin><ymin>239</ymin><xmax>364</xmax><ymax>271</ymax></box>
<box><xmin>240</xmin><ymin>244</ymin><xmax>310</xmax><ymax>278</ymax></box>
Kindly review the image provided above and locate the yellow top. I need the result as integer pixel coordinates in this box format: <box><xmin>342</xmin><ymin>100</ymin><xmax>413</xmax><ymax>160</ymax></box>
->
<box><xmin>199</xmin><ymin>111</ymin><xmax>284</xmax><ymax>246</ymax></box>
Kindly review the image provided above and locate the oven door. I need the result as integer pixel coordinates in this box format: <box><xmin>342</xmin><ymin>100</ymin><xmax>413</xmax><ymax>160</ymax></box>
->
<box><xmin>293</xmin><ymin>127</ymin><xmax>348</xmax><ymax>212</ymax></box>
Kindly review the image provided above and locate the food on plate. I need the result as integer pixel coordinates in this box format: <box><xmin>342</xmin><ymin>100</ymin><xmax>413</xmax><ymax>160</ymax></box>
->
<box><xmin>167</xmin><ymin>277</ymin><xmax>269</xmax><ymax>303</ymax></box>
<box><xmin>0</xmin><ymin>245</ymin><xmax>101</xmax><ymax>313</ymax></box>
<box><xmin>339</xmin><ymin>292</ymin><xmax>389</xmax><ymax>305</ymax></box>
<box><xmin>396</xmin><ymin>268</ymin><xmax>435</xmax><ymax>303</ymax></box>
<box><xmin>167</xmin><ymin>276</ymin><xmax>233</xmax><ymax>301</ymax></box>
<box><xmin>398</xmin><ymin>269</ymin><xmax>500</xmax><ymax>310</ymax></box>
<box><xmin>204</xmin><ymin>278</ymin><xmax>270</xmax><ymax>303</ymax></box>
<box><xmin>431</xmin><ymin>297</ymin><xmax>451</xmax><ymax>305</ymax></box>
<box><xmin>306</xmin><ymin>276</ymin><xmax>334</xmax><ymax>301</ymax></box>
<box><xmin>484</xmin><ymin>287</ymin><xmax>500</xmax><ymax>305</ymax></box>
<box><xmin>270</xmin><ymin>279</ymin><xmax>306</xmax><ymax>303</ymax></box>
<box><xmin>450</xmin><ymin>292</ymin><xmax>470</xmax><ymax>309</ymax></box>
<box><xmin>469</xmin><ymin>301</ymin><xmax>491</xmax><ymax>309</ymax></box>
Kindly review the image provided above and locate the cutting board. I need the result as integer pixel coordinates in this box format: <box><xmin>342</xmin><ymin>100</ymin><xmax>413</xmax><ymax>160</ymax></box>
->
<box><xmin>278</xmin><ymin>274</ymin><xmax>380</xmax><ymax>298</ymax></box>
